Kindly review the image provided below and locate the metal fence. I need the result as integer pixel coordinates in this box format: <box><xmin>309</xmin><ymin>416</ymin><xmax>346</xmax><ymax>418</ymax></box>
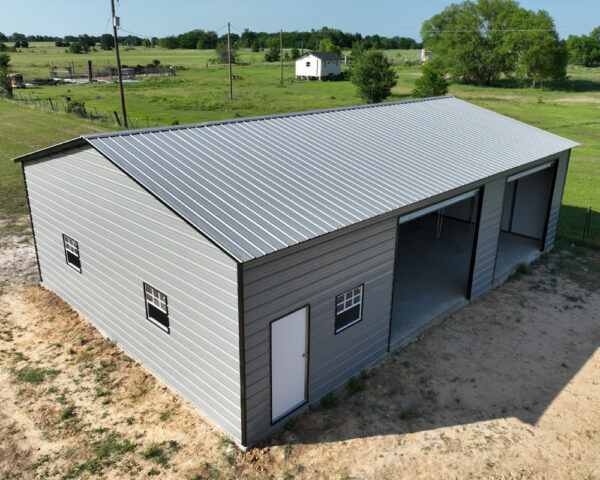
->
<box><xmin>0</xmin><ymin>91</ymin><xmax>158</xmax><ymax>130</ymax></box>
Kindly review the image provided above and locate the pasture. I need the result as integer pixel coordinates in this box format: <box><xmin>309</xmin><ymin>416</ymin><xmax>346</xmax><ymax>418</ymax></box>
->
<box><xmin>1</xmin><ymin>44</ymin><xmax>599</xmax><ymax>245</ymax></box>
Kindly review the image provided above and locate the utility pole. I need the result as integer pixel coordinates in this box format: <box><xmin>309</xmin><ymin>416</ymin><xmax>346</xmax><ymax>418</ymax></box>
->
<box><xmin>279</xmin><ymin>29</ymin><xmax>283</xmax><ymax>86</ymax></box>
<box><xmin>110</xmin><ymin>0</ymin><xmax>128</xmax><ymax>128</ymax></box>
<box><xmin>227</xmin><ymin>22</ymin><xmax>233</xmax><ymax>100</ymax></box>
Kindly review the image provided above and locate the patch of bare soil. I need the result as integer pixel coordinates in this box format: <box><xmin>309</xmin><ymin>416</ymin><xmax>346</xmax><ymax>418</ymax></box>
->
<box><xmin>0</xmin><ymin>215</ymin><xmax>38</xmax><ymax>289</ymax></box>
<box><xmin>554</xmin><ymin>96</ymin><xmax>600</xmax><ymax>103</ymax></box>
<box><xmin>1</xmin><ymin>219</ymin><xmax>600</xmax><ymax>479</ymax></box>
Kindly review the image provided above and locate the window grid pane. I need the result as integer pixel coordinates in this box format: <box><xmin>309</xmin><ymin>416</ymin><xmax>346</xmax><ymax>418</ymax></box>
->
<box><xmin>145</xmin><ymin>285</ymin><xmax>167</xmax><ymax>314</ymax></box>
<box><xmin>335</xmin><ymin>285</ymin><xmax>363</xmax><ymax>315</ymax></box>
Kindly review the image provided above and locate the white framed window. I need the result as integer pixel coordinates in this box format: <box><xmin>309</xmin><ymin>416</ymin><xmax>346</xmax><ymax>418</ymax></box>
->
<box><xmin>306</xmin><ymin>61</ymin><xmax>311</xmax><ymax>67</ymax></box>
<box><xmin>62</xmin><ymin>234</ymin><xmax>81</xmax><ymax>272</ymax></box>
<box><xmin>144</xmin><ymin>283</ymin><xmax>169</xmax><ymax>332</ymax></box>
<box><xmin>335</xmin><ymin>285</ymin><xmax>363</xmax><ymax>333</ymax></box>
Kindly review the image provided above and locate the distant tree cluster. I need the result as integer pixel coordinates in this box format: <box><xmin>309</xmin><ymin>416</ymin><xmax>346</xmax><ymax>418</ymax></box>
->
<box><xmin>567</xmin><ymin>27</ymin><xmax>600</xmax><ymax>67</ymax></box>
<box><xmin>155</xmin><ymin>27</ymin><xmax>421</xmax><ymax>52</ymax></box>
<box><xmin>422</xmin><ymin>0</ymin><xmax>568</xmax><ymax>87</ymax></box>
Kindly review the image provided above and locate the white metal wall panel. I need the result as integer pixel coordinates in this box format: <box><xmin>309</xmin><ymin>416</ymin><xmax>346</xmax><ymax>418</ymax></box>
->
<box><xmin>242</xmin><ymin>216</ymin><xmax>396</xmax><ymax>444</ymax></box>
<box><xmin>24</xmin><ymin>146</ymin><xmax>242</xmax><ymax>442</ymax></box>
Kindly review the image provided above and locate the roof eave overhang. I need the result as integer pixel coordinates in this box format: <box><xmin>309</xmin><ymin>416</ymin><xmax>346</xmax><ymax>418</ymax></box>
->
<box><xmin>13</xmin><ymin>137</ymin><xmax>89</xmax><ymax>163</ymax></box>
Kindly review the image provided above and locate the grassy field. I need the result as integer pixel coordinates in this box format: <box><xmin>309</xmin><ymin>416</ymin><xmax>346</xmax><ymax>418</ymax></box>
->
<box><xmin>1</xmin><ymin>44</ymin><xmax>599</xmax><ymax>245</ymax></box>
<box><xmin>7</xmin><ymin>43</ymin><xmax>421</xmax><ymax>80</ymax></box>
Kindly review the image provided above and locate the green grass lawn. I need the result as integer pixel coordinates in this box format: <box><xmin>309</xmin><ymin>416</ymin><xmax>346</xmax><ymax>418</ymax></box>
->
<box><xmin>0</xmin><ymin>102</ymin><xmax>106</xmax><ymax>225</ymax></box>
<box><xmin>1</xmin><ymin>48</ymin><xmax>598</xmax><ymax>246</ymax></box>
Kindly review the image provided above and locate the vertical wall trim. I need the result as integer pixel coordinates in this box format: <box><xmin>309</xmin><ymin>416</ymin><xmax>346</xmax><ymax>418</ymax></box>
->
<box><xmin>541</xmin><ymin>159</ymin><xmax>560</xmax><ymax>251</ymax></box>
<box><xmin>467</xmin><ymin>187</ymin><xmax>484</xmax><ymax>300</ymax></box>
<box><xmin>237</xmin><ymin>263</ymin><xmax>247</xmax><ymax>446</ymax></box>
<box><xmin>508</xmin><ymin>179</ymin><xmax>518</xmax><ymax>232</ymax></box>
<box><xmin>387</xmin><ymin>218</ymin><xmax>400</xmax><ymax>352</ymax></box>
<box><xmin>21</xmin><ymin>163</ymin><xmax>43</xmax><ymax>283</ymax></box>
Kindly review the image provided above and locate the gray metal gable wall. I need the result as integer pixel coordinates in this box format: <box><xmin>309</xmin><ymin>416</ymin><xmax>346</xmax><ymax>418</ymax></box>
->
<box><xmin>242</xmin><ymin>215</ymin><xmax>397</xmax><ymax>444</ymax></box>
<box><xmin>544</xmin><ymin>152</ymin><xmax>570</xmax><ymax>250</ymax></box>
<box><xmin>469</xmin><ymin>178</ymin><xmax>506</xmax><ymax>298</ymax></box>
<box><xmin>24</xmin><ymin>146</ymin><xmax>242</xmax><ymax>442</ymax></box>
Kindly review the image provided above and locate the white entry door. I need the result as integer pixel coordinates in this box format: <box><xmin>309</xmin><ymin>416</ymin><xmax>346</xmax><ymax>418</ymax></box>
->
<box><xmin>271</xmin><ymin>306</ymin><xmax>308</xmax><ymax>423</ymax></box>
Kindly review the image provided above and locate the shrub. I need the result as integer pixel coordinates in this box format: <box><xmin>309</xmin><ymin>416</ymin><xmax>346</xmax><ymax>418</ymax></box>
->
<box><xmin>349</xmin><ymin>50</ymin><xmax>396</xmax><ymax>103</ymax></box>
<box><xmin>68</xmin><ymin>42</ymin><xmax>83</xmax><ymax>54</ymax></box>
<box><xmin>413</xmin><ymin>61</ymin><xmax>449</xmax><ymax>98</ymax></box>
<box><xmin>66</xmin><ymin>100</ymin><xmax>86</xmax><ymax>116</ymax></box>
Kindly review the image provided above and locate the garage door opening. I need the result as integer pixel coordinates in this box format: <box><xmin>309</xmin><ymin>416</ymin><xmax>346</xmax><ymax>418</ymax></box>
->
<box><xmin>495</xmin><ymin>163</ymin><xmax>556</xmax><ymax>282</ymax></box>
<box><xmin>390</xmin><ymin>193</ymin><xmax>479</xmax><ymax>347</ymax></box>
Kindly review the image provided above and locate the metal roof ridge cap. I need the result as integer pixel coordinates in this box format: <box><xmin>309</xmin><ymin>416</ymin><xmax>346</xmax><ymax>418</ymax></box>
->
<box><xmin>12</xmin><ymin>136</ymin><xmax>89</xmax><ymax>163</ymax></box>
<box><xmin>82</xmin><ymin>96</ymin><xmax>455</xmax><ymax>140</ymax></box>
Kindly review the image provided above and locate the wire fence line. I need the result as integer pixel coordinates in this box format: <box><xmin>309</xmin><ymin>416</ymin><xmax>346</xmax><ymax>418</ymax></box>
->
<box><xmin>0</xmin><ymin>91</ymin><xmax>158</xmax><ymax>130</ymax></box>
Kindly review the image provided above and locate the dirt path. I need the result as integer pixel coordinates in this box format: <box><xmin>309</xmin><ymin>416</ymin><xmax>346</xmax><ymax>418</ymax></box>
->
<box><xmin>1</xmin><ymin>223</ymin><xmax>600</xmax><ymax>479</ymax></box>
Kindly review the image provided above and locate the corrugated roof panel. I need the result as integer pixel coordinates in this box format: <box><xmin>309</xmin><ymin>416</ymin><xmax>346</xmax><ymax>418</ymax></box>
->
<box><xmin>78</xmin><ymin>96</ymin><xmax>576</xmax><ymax>262</ymax></box>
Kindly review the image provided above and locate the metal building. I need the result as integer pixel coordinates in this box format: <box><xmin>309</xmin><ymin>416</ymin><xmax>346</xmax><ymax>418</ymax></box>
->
<box><xmin>15</xmin><ymin>96</ymin><xmax>578</xmax><ymax>446</ymax></box>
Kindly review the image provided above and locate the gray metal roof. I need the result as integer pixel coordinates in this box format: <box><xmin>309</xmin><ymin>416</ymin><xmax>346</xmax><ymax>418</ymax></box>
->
<box><xmin>15</xmin><ymin>96</ymin><xmax>578</xmax><ymax>263</ymax></box>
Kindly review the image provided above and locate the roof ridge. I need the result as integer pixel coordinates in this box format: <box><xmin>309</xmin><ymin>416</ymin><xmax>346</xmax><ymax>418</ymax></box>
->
<box><xmin>83</xmin><ymin>95</ymin><xmax>454</xmax><ymax>140</ymax></box>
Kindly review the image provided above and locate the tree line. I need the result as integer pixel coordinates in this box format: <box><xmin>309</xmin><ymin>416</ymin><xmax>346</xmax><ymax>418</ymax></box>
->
<box><xmin>421</xmin><ymin>0</ymin><xmax>600</xmax><ymax>87</ymax></box>
<box><xmin>0</xmin><ymin>28</ymin><xmax>423</xmax><ymax>52</ymax></box>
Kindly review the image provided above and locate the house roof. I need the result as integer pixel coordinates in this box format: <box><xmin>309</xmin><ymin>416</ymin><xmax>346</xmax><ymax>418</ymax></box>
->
<box><xmin>14</xmin><ymin>96</ymin><xmax>578</xmax><ymax>263</ymax></box>
<box><xmin>297</xmin><ymin>51</ymin><xmax>341</xmax><ymax>61</ymax></box>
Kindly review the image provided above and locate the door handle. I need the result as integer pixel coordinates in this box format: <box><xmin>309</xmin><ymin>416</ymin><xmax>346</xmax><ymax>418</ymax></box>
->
<box><xmin>301</xmin><ymin>352</ymin><xmax>307</xmax><ymax>358</ymax></box>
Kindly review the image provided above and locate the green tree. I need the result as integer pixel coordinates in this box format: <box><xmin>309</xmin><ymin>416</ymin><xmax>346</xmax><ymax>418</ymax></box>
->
<box><xmin>100</xmin><ymin>34</ymin><xmax>114</xmax><ymax>51</ymax></box>
<box><xmin>290</xmin><ymin>47</ymin><xmax>300</xmax><ymax>59</ymax></box>
<box><xmin>567</xmin><ymin>32</ymin><xmax>600</xmax><ymax>67</ymax></box>
<box><xmin>349</xmin><ymin>50</ymin><xmax>397</xmax><ymax>103</ymax></box>
<box><xmin>421</xmin><ymin>0</ymin><xmax>520</xmax><ymax>86</ymax></box>
<box><xmin>413</xmin><ymin>61</ymin><xmax>449</xmax><ymax>98</ymax></box>
<box><xmin>216</xmin><ymin>41</ymin><xmax>238</xmax><ymax>64</ymax></box>
<box><xmin>251</xmin><ymin>41</ymin><xmax>260</xmax><ymax>52</ymax></box>
<box><xmin>264</xmin><ymin>46</ymin><xmax>280</xmax><ymax>62</ymax></box>
<box><xmin>0</xmin><ymin>53</ymin><xmax>12</xmax><ymax>97</ymax></box>
<box><xmin>142</xmin><ymin>38</ymin><xmax>151</xmax><ymax>48</ymax></box>
<box><xmin>68</xmin><ymin>42</ymin><xmax>83</xmax><ymax>54</ymax></box>
<box><xmin>348</xmin><ymin>41</ymin><xmax>365</xmax><ymax>68</ymax></box>
<box><xmin>504</xmin><ymin>9</ymin><xmax>567</xmax><ymax>86</ymax></box>
<box><xmin>318</xmin><ymin>37</ymin><xmax>342</xmax><ymax>57</ymax></box>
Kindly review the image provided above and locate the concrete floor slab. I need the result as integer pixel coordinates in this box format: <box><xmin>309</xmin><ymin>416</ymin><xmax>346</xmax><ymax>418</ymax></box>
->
<box><xmin>494</xmin><ymin>232</ymin><xmax>542</xmax><ymax>284</ymax></box>
<box><xmin>391</xmin><ymin>214</ymin><xmax>475</xmax><ymax>346</ymax></box>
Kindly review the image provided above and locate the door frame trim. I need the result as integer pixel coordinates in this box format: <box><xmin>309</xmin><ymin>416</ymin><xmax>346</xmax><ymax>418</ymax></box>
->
<box><xmin>466</xmin><ymin>187</ymin><xmax>485</xmax><ymax>300</ymax></box>
<box><xmin>269</xmin><ymin>305</ymin><xmax>310</xmax><ymax>425</ymax></box>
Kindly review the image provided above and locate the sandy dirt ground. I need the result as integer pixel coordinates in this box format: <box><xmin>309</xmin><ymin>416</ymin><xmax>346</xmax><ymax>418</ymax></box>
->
<box><xmin>1</xmin><ymin>220</ymin><xmax>599</xmax><ymax>480</ymax></box>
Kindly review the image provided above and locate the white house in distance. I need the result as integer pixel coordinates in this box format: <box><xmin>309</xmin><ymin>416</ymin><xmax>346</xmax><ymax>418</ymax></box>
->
<box><xmin>295</xmin><ymin>51</ymin><xmax>341</xmax><ymax>80</ymax></box>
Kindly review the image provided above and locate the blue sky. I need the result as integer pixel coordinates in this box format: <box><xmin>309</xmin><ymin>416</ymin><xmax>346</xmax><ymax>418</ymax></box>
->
<box><xmin>1</xmin><ymin>0</ymin><xmax>598</xmax><ymax>40</ymax></box>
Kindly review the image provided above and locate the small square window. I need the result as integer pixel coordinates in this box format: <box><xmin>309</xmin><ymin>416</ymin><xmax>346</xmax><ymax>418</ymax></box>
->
<box><xmin>306</xmin><ymin>61</ymin><xmax>310</xmax><ymax>67</ymax></box>
<box><xmin>62</xmin><ymin>234</ymin><xmax>81</xmax><ymax>272</ymax></box>
<box><xmin>334</xmin><ymin>285</ymin><xmax>363</xmax><ymax>333</ymax></box>
<box><xmin>144</xmin><ymin>283</ymin><xmax>169</xmax><ymax>332</ymax></box>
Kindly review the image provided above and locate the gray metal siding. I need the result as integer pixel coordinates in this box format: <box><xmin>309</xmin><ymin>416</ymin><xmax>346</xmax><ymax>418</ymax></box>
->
<box><xmin>25</xmin><ymin>146</ymin><xmax>242</xmax><ymax>442</ymax></box>
<box><xmin>500</xmin><ymin>181</ymin><xmax>516</xmax><ymax>231</ymax></box>
<box><xmin>470</xmin><ymin>179</ymin><xmax>506</xmax><ymax>298</ymax></box>
<box><xmin>242</xmin><ymin>216</ymin><xmax>397</xmax><ymax>444</ymax></box>
<box><xmin>544</xmin><ymin>152</ymin><xmax>570</xmax><ymax>250</ymax></box>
